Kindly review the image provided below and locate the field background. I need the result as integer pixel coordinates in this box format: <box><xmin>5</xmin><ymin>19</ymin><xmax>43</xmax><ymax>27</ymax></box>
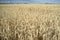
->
<box><xmin>0</xmin><ymin>4</ymin><xmax>60</xmax><ymax>40</ymax></box>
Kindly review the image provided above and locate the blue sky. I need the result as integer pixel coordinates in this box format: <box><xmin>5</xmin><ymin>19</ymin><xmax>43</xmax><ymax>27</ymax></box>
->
<box><xmin>0</xmin><ymin>0</ymin><xmax>60</xmax><ymax>3</ymax></box>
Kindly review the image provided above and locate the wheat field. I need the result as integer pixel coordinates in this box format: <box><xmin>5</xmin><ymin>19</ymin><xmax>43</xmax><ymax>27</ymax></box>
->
<box><xmin>0</xmin><ymin>4</ymin><xmax>60</xmax><ymax>40</ymax></box>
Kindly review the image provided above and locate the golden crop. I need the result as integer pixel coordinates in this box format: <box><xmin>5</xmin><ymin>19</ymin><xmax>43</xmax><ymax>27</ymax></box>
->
<box><xmin>0</xmin><ymin>4</ymin><xmax>60</xmax><ymax>40</ymax></box>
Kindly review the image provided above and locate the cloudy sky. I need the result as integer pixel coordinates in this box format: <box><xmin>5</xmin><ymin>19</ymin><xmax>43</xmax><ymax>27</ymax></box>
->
<box><xmin>0</xmin><ymin>0</ymin><xmax>60</xmax><ymax>3</ymax></box>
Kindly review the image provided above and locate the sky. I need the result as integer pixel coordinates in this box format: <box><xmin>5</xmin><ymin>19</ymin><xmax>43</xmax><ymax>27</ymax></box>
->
<box><xmin>0</xmin><ymin>0</ymin><xmax>60</xmax><ymax>4</ymax></box>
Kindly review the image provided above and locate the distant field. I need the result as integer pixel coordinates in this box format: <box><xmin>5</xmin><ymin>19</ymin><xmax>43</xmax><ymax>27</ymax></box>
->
<box><xmin>0</xmin><ymin>4</ymin><xmax>60</xmax><ymax>40</ymax></box>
